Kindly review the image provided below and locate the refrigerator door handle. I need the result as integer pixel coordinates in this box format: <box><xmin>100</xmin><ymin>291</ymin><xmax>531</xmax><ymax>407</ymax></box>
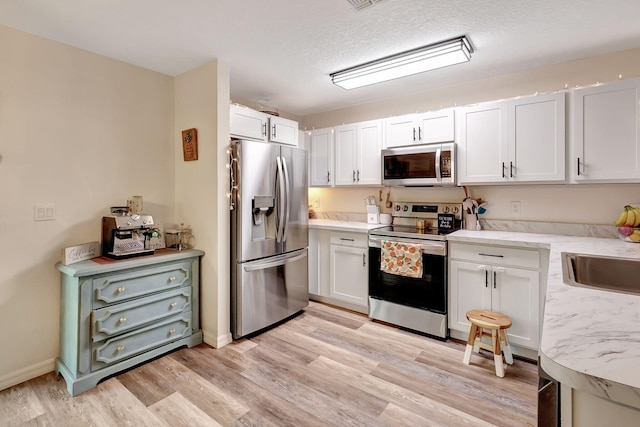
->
<box><xmin>242</xmin><ymin>249</ymin><xmax>307</xmax><ymax>272</ymax></box>
<box><xmin>281</xmin><ymin>156</ymin><xmax>291</xmax><ymax>242</ymax></box>
<box><xmin>275</xmin><ymin>155</ymin><xmax>286</xmax><ymax>242</ymax></box>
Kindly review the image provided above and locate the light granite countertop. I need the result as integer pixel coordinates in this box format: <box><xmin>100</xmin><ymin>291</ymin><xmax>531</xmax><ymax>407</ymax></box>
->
<box><xmin>448</xmin><ymin>230</ymin><xmax>640</xmax><ymax>409</ymax></box>
<box><xmin>309</xmin><ymin>218</ymin><xmax>385</xmax><ymax>233</ymax></box>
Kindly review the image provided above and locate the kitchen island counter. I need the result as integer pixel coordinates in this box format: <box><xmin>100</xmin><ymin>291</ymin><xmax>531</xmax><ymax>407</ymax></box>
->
<box><xmin>448</xmin><ymin>229</ymin><xmax>640</xmax><ymax>409</ymax></box>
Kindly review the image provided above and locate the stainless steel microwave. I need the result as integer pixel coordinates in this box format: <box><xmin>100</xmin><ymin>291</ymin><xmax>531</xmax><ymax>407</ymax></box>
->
<box><xmin>382</xmin><ymin>143</ymin><xmax>456</xmax><ymax>186</ymax></box>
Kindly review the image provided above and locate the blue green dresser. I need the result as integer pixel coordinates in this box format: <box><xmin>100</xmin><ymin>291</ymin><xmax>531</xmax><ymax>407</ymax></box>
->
<box><xmin>55</xmin><ymin>249</ymin><xmax>204</xmax><ymax>396</ymax></box>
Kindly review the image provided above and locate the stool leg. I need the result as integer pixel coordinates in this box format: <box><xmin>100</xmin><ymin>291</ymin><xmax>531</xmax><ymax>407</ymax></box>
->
<box><xmin>473</xmin><ymin>327</ymin><xmax>481</xmax><ymax>353</ymax></box>
<box><xmin>500</xmin><ymin>329</ymin><xmax>514</xmax><ymax>365</ymax></box>
<box><xmin>492</xmin><ymin>329</ymin><xmax>505</xmax><ymax>377</ymax></box>
<box><xmin>463</xmin><ymin>323</ymin><xmax>478</xmax><ymax>365</ymax></box>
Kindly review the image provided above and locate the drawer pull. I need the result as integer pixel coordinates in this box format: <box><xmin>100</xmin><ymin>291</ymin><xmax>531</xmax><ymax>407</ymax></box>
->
<box><xmin>170</xmin><ymin>302</ymin><xmax>177</xmax><ymax>308</ymax></box>
<box><xmin>478</xmin><ymin>253</ymin><xmax>504</xmax><ymax>258</ymax></box>
<box><xmin>339</xmin><ymin>238</ymin><xmax>355</xmax><ymax>242</ymax></box>
<box><xmin>169</xmin><ymin>276</ymin><xmax>176</xmax><ymax>282</ymax></box>
<box><xmin>117</xmin><ymin>345</ymin><xmax>125</xmax><ymax>352</ymax></box>
<box><xmin>119</xmin><ymin>316</ymin><xmax>127</xmax><ymax>323</ymax></box>
<box><xmin>117</xmin><ymin>286</ymin><xmax>126</xmax><ymax>293</ymax></box>
<box><xmin>169</xmin><ymin>328</ymin><xmax>176</xmax><ymax>335</ymax></box>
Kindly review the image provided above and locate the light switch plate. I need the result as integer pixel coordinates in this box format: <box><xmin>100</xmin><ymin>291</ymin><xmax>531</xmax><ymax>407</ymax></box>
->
<box><xmin>34</xmin><ymin>203</ymin><xmax>56</xmax><ymax>221</ymax></box>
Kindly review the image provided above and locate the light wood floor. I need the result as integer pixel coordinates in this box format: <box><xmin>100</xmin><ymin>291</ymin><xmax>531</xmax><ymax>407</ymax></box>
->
<box><xmin>1</xmin><ymin>301</ymin><xmax>538</xmax><ymax>426</ymax></box>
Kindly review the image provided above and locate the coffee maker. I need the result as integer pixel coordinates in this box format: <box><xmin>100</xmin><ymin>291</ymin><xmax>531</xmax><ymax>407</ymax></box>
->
<box><xmin>101</xmin><ymin>212</ymin><xmax>156</xmax><ymax>259</ymax></box>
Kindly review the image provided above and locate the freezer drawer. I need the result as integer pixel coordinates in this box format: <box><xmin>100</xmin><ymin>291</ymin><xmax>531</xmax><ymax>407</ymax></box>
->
<box><xmin>232</xmin><ymin>248</ymin><xmax>309</xmax><ymax>339</ymax></box>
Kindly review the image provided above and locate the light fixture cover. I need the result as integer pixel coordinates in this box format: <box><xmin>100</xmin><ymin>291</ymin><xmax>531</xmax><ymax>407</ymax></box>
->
<box><xmin>331</xmin><ymin>36</ymin><xmax>473</xmax><ymax>90</ymax></box>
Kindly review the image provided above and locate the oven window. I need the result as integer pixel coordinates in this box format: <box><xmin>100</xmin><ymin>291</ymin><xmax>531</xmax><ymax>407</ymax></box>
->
<box><xmin>368</xmin><ymin>247</ymin><xmax>446</xmax><ymax>313</ymax></box>
<box><xmin>383</xmin><ymin>152</ymin><xmax>437</xmax><ymax>179</ymax></box>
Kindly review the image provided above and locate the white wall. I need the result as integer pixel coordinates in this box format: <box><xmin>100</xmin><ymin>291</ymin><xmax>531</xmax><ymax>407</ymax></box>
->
<box><xmin>0</xmin><ymin>25</ymin><xmax>175</xmax><ymax>389</ymax></box>
<box><xmin>303</xmin><ymin>47</ymin><xmax>640</xmax><ymax>225</ymax></box>
<box><xmin>174</xmin><ymin>60</ymin><xmax>232</xmax><ymax>348</ymax></box>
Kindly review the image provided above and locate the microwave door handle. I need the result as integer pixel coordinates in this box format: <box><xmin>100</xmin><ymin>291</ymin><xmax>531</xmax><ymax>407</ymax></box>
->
<box><xmin>435</xmin><ymin>147</ymin><xmax>442</xmax><ymax>182</ymax></box>
<box><xmin>281</xmin><ymin>156</ymin><xmax>291</xmax><ymax>242</ymax></box>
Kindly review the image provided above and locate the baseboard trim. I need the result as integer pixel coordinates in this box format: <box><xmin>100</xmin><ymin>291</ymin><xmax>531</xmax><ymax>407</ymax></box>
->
<box><xmin>0</xmin><ymin>358</ymin><xmax>55</xmax><ymax>392</ymax></box>
<box><xmin>203</xmin><ymin>330</ymin><xmax>232</xmax><ymax>348</ymax></box>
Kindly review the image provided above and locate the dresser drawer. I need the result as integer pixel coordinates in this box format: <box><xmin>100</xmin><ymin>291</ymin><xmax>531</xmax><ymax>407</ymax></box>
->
<box><xmin>449</xmin><ymin>243</ymin><xmax>540</xmax><ymax>269</ymax></box>
<box><xmin>92</xmin><ymin>313</ymin><xmax>192</xmax><ymax>370</ymax></box>
<box><xmin>92</xmin><ymin>261</ymin><xmax>191</xmax><ymax>307</ymax></box>
<box><xmin>92</xmin><ymin>287</ymin><xmax>191</xmax><ymax>342</ymax></box>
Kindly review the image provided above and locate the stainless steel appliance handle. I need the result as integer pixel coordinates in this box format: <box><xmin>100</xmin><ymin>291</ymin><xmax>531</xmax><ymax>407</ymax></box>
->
<box><xmin>435</xmin><ymin>147</ymin><xmax>442</xmax><ymax>181</ymax></box>
<box><xmin>242</xmin><ymin>250</ymin><xmax>307</xmax><ymax>272</ymax></box>
<box><xmin>275</xmin><ymin>156</ymin><xmax>285</xmax><ymax>242</ymax></box>
<box><xmin>368</xmin><ymin>235</ymin><xmax>446</xmax><ymax>256</ymax></box>
<box><xmin>281</xmin><ymin>155</ymin><xmax>291</xmax><ymax>242</ymax></box>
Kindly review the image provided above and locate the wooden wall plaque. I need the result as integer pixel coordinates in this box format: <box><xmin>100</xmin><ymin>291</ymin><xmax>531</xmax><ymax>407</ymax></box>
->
<box><xmin>182</xmin><ymin>128</ymin><xmax>198</xmax><ymax>161</ymax></box>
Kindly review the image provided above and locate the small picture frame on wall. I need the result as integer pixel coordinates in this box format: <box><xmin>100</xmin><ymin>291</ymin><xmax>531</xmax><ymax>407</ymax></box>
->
<box><xmin>182</xmin><ymin>128</ymin><xmax>198</xmax><ymax>161</ymax></box>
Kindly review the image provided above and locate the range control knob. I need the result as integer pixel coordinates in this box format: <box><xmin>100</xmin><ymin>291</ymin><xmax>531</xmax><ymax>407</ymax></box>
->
<box><xmin>444</xmin><ymin>206</ymin><xmax>450</xmax><ymax>213</ymax></box>
<box><xmin>394</xmin><ymin>204</ymin><xmax>401</xmax><ymax>212</ymax></box>
<box><xmin>402</xmin><ymin>205</ymin><xmax>409</xmax><ymax>212</ymax></box>
<box><xmin>453</xmin><ymin>206</ymin><xmax>460</xmax><ymax>214</ymax></box>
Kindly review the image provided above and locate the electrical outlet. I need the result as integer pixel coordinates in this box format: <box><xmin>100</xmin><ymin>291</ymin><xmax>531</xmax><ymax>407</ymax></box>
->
<box><xmin>510</xmin><ymin>201</ymin><xmax>521</xmax><ymax>216</ymax></box>
<box><xmin>314</xmin><ymin>199</ymin><xmax>320</xmax><ymax>209</ymax></box>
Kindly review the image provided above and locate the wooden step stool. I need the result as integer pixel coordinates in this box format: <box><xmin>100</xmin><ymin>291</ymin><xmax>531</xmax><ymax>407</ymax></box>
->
<box><xmin>462</xmin><ymin>309</ymin><xmax>514</xmax><ymax>377</ymax></box>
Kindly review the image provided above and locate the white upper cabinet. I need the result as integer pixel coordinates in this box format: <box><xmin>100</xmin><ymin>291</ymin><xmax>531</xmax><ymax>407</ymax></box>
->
<box><xmin>458</xmin><ymin>93</ymin><xmax>566</xmax><ymax>184</ymax></box>
<box><xmin>230</xmin><ymin>105</ymin><xmax>298</xmax><ymax>146</ymax></box>
<box><xmin>230</xmin><ymin>105</ymin><xmax>268</xmax><ymax>141</ymax></box>
<box><xmin>572</xmin><ymin>78</ymin><xmax>640</xmax><ymax>182</ymax></box>
<box><xmin>384</xmin><ymin>109</ymin><xmax>455</xmax><ymax>148</ymax></box>
<box><xmin>334</xmin><ymin>120</ymin><xmax>382</xmax><ymax>186</ymax></box>
<box><xmin>309</xmin><ymin>127</ymin><xmax>334</xmax><ymax>187</ymax></box>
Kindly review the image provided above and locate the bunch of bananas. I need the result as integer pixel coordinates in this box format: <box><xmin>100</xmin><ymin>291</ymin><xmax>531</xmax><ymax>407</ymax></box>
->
<box><xmin>614</xmin><ymin>205</ymin><xmax>640</xmax><ymax>242</ymax></box>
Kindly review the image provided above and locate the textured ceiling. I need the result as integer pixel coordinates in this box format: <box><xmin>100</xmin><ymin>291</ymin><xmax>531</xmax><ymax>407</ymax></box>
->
<box><xmin>1</xmin><ymin>0</ymin><xmax>640</xmax><ymax>116</ymax></box>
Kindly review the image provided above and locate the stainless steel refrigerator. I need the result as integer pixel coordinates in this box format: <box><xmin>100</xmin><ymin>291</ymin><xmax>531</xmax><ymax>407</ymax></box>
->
<box><xmin>230</xmin><ymin>138</ymin><xmax>309</xmax><ymax>339</ymax></box>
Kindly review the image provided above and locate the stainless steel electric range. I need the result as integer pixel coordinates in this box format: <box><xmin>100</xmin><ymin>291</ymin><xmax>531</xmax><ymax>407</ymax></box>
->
<box><xmin>368</xmin><ymin>201</ymin><xmax>462</xmax><ymax>339</ymax></box>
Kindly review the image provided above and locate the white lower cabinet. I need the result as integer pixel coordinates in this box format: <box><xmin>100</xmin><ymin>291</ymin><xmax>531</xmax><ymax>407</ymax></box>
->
<box><xmin>448</xmin><ymin>242</ymin><xmax>540</xmax><ymax>355</ymax></box>
<box><xmin>308</xmin><ymin>228</ymin><xmax>368</xmax><ymax>313</ymax></box>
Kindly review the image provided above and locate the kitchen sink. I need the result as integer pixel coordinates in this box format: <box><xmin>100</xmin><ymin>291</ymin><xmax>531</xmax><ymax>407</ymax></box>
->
<box><xmin>562</xmin><ymin>252</ymin><xmax>640</xmax><ymax>295</ymax></box>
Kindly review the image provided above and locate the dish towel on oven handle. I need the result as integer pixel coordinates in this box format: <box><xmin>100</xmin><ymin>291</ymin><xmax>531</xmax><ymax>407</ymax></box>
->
<box><xmin>380</xmin><ymin>241</ymin><xmax>423</xmax><ymax>278</ymax></box>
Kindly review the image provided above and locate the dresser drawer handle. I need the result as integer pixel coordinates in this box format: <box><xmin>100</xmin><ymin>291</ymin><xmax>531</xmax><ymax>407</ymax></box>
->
<box><xmin>117</xmin><ymin>345</ymin><xmax>125</xmax><ymax>352</ymax></box>
<box><xmin>170</xmin><ymin>302</ymin><xmax>177</xmax><ymax>308</ymax></box>
<box><xmin>119</xmin><ymin>316</ymin><xmax>127</xmax><ymax>323</ymax></box>
<box><xmin>169</xmin><ymin>328</ymin><xmax>176</xmax><ymax>335</ymax></box>
<box><xmin>117</xmin><ymin>286</ymin><xmax>126</xmax><ymax>293</ymax></box>
<box><xmin>169</xmin><ymin>276</ymin><xmax>176</xmax><ymax>282</ymax></box>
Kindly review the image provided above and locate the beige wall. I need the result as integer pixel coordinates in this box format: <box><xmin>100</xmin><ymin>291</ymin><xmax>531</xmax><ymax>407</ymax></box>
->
<box><xmin>175</xmin><ymin>60</ymin><xmax>232</xmax><ymax>348</ymax></box>
<box><xmin>304</xmin><ymin>47</ymin><xmax>640</xmax><ymax>225</ymax></box>
<box><xmin>0</xmin><ymin>25</ymin><xmax>175</xmax><ymax>389</ymax></box>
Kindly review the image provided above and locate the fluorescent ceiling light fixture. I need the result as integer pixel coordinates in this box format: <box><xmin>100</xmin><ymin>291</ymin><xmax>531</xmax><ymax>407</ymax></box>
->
<box><xmin>330</xmin><ymin>35</ymin><xmax>473</xmax><ymax>90</ymax></box>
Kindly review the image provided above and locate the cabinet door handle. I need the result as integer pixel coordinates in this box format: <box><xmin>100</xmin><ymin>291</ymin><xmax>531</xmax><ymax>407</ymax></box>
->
<box><xmin>478</xmin><ymin>253</ymin><xmax>504</xmax><ymax>258</ymax></box>
<box><xmin>117</xmin><ymin>286</ymin><xmax>126</xmax><ymax>293</ymax></box>
<box><xmin>327</xmin><ymin>171</ymin><xmax>330</xmax><ymax>183</ymax></box>
<box><xmin>339</xmin><ymin>238</ymin><xmax>355</xmax><ymax>242</ymax></box>
<box><xmin>357</xmin><ymin>170</ymin><xmax>360</xmax><ymax>181</ymax></box>
<box><xmin>418</xmin><ymin>127</ymin><xmax>422</xmax><ymax>141</ymax></box>
<box><xmin>117</xmin><ymin>345</ymin><xmax>125</xmax><ymax>352</ymax></box>
<box><xmin>262</xmin><ymin>123</ymin><xmax>267</xmax><ymax>137</ymax></box>
<box><xmin>271</xmin><ymin>124</ymin><xmax>276</xmax><ymax>138</ymax></box>
<box><xmin>119</xmin><ymin>316</ymin><xmax>127</xmax><ymax>323</ymax></box>
<box><xmin>170</xmin><ymin>302</ymin><xmax>177</xmax><ymax>308</ymax></box>
<box><xmin>362</xmin><ymin>253</ymin><xmax>366</xmax><ymax>267</ymax></box>
<box><xmin>502</xmin><ymin>162</ymin><xmax>506</xmax><ymax>178</ymax></box>
<box><xmin>412</xmin><ymin>127</ymin><xmax>416</xmax><ymax>141</ymax></box>
<box><xmin>169</xmin><ymin>276</ymin><xmax>176</xmax><ymax>282</ymax></box>
<box><xmin>493</xmin><ymin>270</ymin><xmax>497</xmax><ymax>288</ymax></box>
<box><xmin>169</xmin><ymin>328</ymin><xmax>176</xmax><ymax>335</ymax></box>
<box><xmin>353</xmin><ymin>170</ymin><xmax>356</xmax><ymax>182</ymax></box>
<box><xmin>577</xmin><ymin>157</ymin><xmax>581</xmax><ymax>176</ymax></box>
<box><xmin>510</xmin><ymin>161</ymin><xmax>514</xmax><ymax>178</ymax></box>
<box><xmin>485</xmin><ymin>270</ymin><xmax>489</xmax><ymax>288</ymax></box>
